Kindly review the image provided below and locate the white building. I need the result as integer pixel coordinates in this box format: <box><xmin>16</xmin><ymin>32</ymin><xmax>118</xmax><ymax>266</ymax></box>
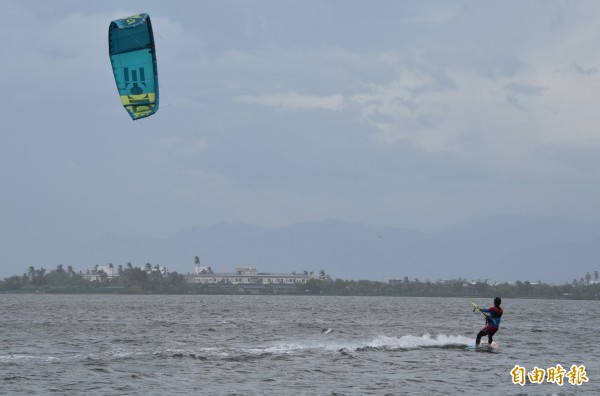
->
<box><xmin>83</xmin><ymin>264</ymin><xmax>169</xmax><ymax>282</ymax></box>
<box><xmin>147</xmin><ymin>265</ymin><xmax>168</xmax><ymax>276</ymax></box>
<box><xmin>82</xmin><ymin>265</ymin><xmax>119</xmax><ymax>282</ymax></box>
<box><xmin>188</xmin><ymin>266</ymin><xmax>312</xmax><ymax>285</ymax></box>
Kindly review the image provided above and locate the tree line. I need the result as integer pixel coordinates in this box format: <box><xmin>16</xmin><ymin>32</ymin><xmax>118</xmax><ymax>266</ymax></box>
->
<box><xmin>1</xmin><ymin>264</ymin><xmax>599</xmax><ymax>299</ymax></box>
<box><xmin>0</xmin><ymin>264</ymin><xmax>187</xmax><ymax>294</ymax></box>
<box><xmin>303</xmin><ymin>277</ymin><xmax>600</xmax><ymax>300</ymax></box>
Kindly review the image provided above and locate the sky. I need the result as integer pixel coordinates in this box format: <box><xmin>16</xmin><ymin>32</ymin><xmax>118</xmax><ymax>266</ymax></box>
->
<box><xmin>2</xmin><ymin>0</ymin><xmax>600</xmax><ymax>278</ymax></box>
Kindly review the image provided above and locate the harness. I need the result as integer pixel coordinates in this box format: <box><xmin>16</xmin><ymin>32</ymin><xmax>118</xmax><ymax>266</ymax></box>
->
<box><xmin>486</xmin><ymin>306</ymin><xmax>503</xmax><ymax>328</ymax></box>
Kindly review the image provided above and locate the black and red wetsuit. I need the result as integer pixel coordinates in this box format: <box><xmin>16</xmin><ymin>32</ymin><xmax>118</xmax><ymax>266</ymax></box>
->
<box><xmin>476</xmin><ymin>305</ymin><xmax>503</xmax><ymax>345</ymax></box>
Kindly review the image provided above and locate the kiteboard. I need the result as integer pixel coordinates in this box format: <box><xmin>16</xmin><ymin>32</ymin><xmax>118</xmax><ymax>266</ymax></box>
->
<box><xmin>475</xmin><ymin>340</ymin><xmax>499</xmax><ymax>352</ymax></box>
<box><xmin>465</xmin><ymin>341</ymin><xmax>499</xmax><ymax>352</ymax></box>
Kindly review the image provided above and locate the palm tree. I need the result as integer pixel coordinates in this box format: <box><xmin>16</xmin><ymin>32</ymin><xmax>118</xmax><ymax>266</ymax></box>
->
<box><xmin>99</xmin><ymin>270</ymin><xmax>108</xmax><ymax>283</ymax></box>
<box><xmin>32</xmin><ymin>268</ymin><xmax>47</xmax><ymax>286</ymax></box>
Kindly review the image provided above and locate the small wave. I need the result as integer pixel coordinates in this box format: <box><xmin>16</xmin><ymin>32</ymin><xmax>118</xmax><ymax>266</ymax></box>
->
<box><xmin>249</xmin><ymin>334</ymin><xmax>472</xmax><ymax>355</ymax></box>
<box><xmin>89</xmin><ymin>367</ymin><xmax>111</xmax><ymax>373</ymax></box>
<box><xmin>155</xmin><ymin>349</ymin><xmax>207</xmax><ymax>360</ymax></box>
<box><xmin>0</xmin><ymin>354</ymin><xmax>59</xmax><ymax>362</ymax></box>
<box><xmin>3</xmin><ymin>374</ymin><xmax>29</xmax><ymax>381</ymax></box>
<box><xmin>147</xmin><ymin>333</ymin><xmax>473</xmax><ymax>363</ymax></box>
<box><xmin>355</xmin><ymin>334</ymin><xmax>472</xmax><ymax>352</ymax></box>
<box><xmin>86</xmin><ymin>348</ymin><xmax>138</xmax><ymax>360</ymax></box>
<box><xmin>223</xmin><ymin>353</ymin><xmax>273</xmax><ymax>362</ymax></box>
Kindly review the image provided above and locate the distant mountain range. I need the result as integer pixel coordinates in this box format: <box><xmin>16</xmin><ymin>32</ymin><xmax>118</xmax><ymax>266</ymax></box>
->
<box><xmin>84</xmin><ymin>215</ymin><xmax>600</xmax><ymax>284</ymax></box>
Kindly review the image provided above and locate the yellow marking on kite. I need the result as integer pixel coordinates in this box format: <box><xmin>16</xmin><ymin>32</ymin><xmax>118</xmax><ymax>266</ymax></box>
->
<box><xmin>120</xmin><ymin>93</ymin><xmax>156</xmax><ymax>106</ymax></box>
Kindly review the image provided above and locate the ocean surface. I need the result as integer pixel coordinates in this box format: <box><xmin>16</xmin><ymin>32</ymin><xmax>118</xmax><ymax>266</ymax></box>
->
<box><xmin>0</xmin><ymin>294</ymin><xmax>598</xmax><ymax>395</ymax></box>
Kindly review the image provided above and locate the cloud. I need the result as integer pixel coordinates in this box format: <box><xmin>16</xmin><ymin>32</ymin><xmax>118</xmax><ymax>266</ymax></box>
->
<box><xmin>570</xmin><ymin>63</ymin><xmax>598</xmax><ymax>76</ymax></box>
<box><xmin>503</xmin><ymin>82</ymin><xmax>546</xmax><ymax>109</ymax></box>
<box><xmin>503</xmin><ymin>82</ymin><xmax>545</xmax><ymax>97</ymax></box>
<box><xmin>350</xmin><ymin>69</ymin><xmax>464</xmax><ymax>150</ymax></box>
<box><xmin>237</xmin><ymin>92</ymin><xmax>344</xmax><ymax>111</ymax></box>
<box><xmin>346</xmin><ymin>43</ymin><xmax>600</xmax><ymax>159</ymax></box>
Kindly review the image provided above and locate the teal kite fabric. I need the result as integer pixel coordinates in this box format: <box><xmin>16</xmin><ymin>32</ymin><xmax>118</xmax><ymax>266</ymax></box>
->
<box><xmin>108</xmin><ymin>13</ymin><xmax>159</xmax><ymax>120</ymax></box>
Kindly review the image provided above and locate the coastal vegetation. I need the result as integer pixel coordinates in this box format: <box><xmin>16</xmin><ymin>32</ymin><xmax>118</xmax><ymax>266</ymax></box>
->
<box><xmin>1</xmin><ymin>265</ymin><xmax>599</xmax><ymax>300</ymax></box>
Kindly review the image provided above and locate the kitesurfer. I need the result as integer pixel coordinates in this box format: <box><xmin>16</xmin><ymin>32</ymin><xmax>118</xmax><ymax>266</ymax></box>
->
<box><xmin>475</xmin><ymin>297</ymin><xmax>503</xmax><ymax>347</ymax></box>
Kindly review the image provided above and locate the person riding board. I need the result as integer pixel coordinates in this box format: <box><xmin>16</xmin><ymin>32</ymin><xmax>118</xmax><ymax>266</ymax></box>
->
<box><xmin>475</xmin><ymin>297</ymin><xmax>503</xmax><ymax>347</ymax></box>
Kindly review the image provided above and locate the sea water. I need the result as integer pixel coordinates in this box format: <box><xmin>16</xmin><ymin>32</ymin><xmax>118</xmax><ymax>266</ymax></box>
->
<box><xmin>0</xmin><ymin>295</ymin><xmax>597</xmax><ymax>395</ymax></box>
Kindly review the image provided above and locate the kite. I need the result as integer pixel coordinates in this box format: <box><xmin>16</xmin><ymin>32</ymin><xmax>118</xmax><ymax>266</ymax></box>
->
<box><xmin>108</xmin><ymin>13</ymin><xmax>159</xmax><ymax>120</ymax></box>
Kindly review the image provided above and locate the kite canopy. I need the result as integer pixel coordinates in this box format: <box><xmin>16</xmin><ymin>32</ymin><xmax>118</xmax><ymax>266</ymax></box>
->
<box><xmin>108</xmin><ymin>13</ymin><xmax>159</xmax><ymax>120</ymax></box>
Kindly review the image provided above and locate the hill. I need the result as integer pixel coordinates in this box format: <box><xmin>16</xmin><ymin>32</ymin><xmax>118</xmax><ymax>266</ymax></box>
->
<box><xmin>83</xmin><ymin>215</ymin><xmax>600</xmax><ymax>284</ymax></box>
